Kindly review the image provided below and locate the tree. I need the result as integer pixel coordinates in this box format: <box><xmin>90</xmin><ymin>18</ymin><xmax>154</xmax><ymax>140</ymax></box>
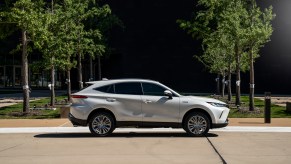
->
<box><xmin>0</xmin><ymin>0</ymin><xmax>44</xmax><ymax>112</ymax></box>
<box><xmin>1</xmin><ymin>0</ymin><xmax>120</xmax><ymax>105</ymax></box>
<box><xmin>219</xmin><ymin>0</ymin><xmax>274</xmax><ymax>108</ymax></box>
<box><xmin>33</xmin><ymin>0</ymin><xmax>61</xmax><ymax>107</ymax></box>
<box><xmin>245</xmin><ymin>0</ymin><xmax>275</xmax><ymax>111</ymax></box>
<box><xmin>56</xmin><ymin>0</ymin><xmax>78</xmax><ymax>102</ymax></box>
<box><xmin>197</xmin><ymin>30</ymin><xmax>235</xmax><ymax>98</ymax></box>
<box><xmin>70</xmin><ymin>0</ymin><xmax>110</xmax><ymax>90</ymax></box>
<box><xmin>218</xmin><ymin>0</ymin><xmax>250</xmax><ymax>106</ymax></box>
<box><xmin>93</xmin><ymin>14</ymin><xmax>124</xmax><ymax>80</ymax></box>
<box><xmin>178</xmin><ymin>0</ymin><xmax>273</xmax><ymax>109</ymax></box>
<box><xmin>177</xmin><ymin>0</ymin><xmax>240</xmax><ymax>101</ymax></box>
<box><xmin>34</xmin><ymin>0</ymin><xmax>113</xmax><ymax>103</ymax></box>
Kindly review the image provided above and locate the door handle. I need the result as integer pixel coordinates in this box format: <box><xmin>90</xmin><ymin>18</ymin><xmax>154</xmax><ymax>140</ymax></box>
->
<box><xmin>106</xmin><ymin>98</ymin><xmax>116</xmax><ymax>102</ymax></box>
<box><xmin>144</xmin><ymin>100</ymin><xmax>152</xmax><ymax>104</ymax></box>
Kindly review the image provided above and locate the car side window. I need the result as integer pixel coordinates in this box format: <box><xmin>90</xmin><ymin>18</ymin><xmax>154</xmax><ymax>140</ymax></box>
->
<box><xmin>94</xmin><ymin>85</ymin><xmax>114</xmax><ymax>93</ymax></box>
<box><xmin>114</xmin><ymin>82</ymin><xmax>142</xmax><ymax>95</ymax></box>
<box><xmin>142</xmin><ymin>82</ymin><xmax>167</xmax><ymax>96</ymax></box>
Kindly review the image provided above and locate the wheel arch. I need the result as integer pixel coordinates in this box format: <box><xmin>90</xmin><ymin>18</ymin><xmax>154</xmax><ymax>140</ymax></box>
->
<box><xmin>87</xmin><ymin>108</ymin><xmax>117</xmax><ymax>125</ymax></box>
<box><xmin>182</xmin><ymin>108</ymin><xmax>213</xmax><ymax>128</ymax></box>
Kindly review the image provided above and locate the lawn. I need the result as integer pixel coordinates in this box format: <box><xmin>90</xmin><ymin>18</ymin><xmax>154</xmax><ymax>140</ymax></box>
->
<box><xmin>0</xmin><ymin>96</ymin><xmax>68</xmax><ymax>119</ymax></box>
<box><xmin>223</xmin><ymin>96</ymin><xmax>291</xmax><ymax>118</ymax></box>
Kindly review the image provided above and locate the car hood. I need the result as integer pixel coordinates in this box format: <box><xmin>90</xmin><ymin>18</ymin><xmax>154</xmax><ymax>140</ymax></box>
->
<box><xmin>183</xmin><ymin>96</ymin><xmax>226</xmax><ymax>104</ymax></box>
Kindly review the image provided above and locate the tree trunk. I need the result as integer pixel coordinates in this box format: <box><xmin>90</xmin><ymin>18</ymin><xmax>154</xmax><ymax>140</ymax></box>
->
<box><xmin>235</xmin><ymin>42</ymin><xmax>241</xmax><ymax>106</ymax></box>
<box><xmin>21</xmin><ymin>29</ymin><xmax>29</xmax><ymax>112</ymax></box>
<box><xmin>50</xmin><ymin>62</ymin><xmax>55</xmax><ymax>107</ymax></box>
<box><xmin>249</xmin><ymin>48</ymin><xmax>255</xmax><ymax>111</ymax></box>
<box><xmin>221</xmin><ymin>74</ymin><xmax>225</xmax><ymax>97</ymax></box>
<box><xmin>67</xmin><ymin>69</ymin><xmax>71</xmax><ymax>102</ymax></box>
<box><xmin>227</xmin><ymin>70</ymin><xmax>232</xmax><ymax>102</ymax></box>
<box><xmin>216</xmin><ymin>74</ymin><xmax>220</xmax><ymax>95</ymax></box>
<box><xmin>49</xmin><ymin>0</ymin><xmax>55</xmax><ymax>107</ymax></box>
<box><xmin>227</xmin><ymin>58</ymin><xmax>232</xmax><ymax>102</ymax></box>
<box><xmin>77</xmin><ymin>53</ymin><xmax>83</xmax><ymax>90</ymax></box>
<box><xmin>77</xmin><ymin>27</ymin><xmax>83</xmax><ymax>89</ymax></box>
<box><xmin>249</xmin><ymin>1</ymin><xmax>255</xmax><ymax>111</ymax></box>
<box><xmin>89</xmin><ymin>56</ymin><xmax>93</xmax><ymax>81</ymax></box>
<box><xmin>97</xmin><ymin>55</ymin><xmax>101</xmax><ymax>80</ymax></box>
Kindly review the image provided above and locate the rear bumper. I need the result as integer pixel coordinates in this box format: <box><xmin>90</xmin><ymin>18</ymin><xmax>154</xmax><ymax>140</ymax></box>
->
<box><xmin>68</xmin><ymin>113</ymin><xmax>87</xmax><ymax>126</ymax></box>
<box><xmin>212</xmin><ymin>119</ymin><xmax>229</xmax><ymax>129</ymax></box>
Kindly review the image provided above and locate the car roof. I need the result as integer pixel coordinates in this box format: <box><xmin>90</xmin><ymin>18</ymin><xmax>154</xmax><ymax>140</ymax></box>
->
<box><xmin>86</xmin><ymin>79</ymin><xmax>159</xmax><ymax>85</ymax></box>
<box><xmin>80</xmin><ymin>78</ymin><xmax>181</xmax><ymax>97</ymax></box>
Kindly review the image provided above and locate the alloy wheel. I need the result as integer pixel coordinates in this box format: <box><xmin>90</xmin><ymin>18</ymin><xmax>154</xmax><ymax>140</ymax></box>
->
<box><xmin>187</xmin><ymin>115</ymin><xmax>207</xmax><ymax>135</ymax></box>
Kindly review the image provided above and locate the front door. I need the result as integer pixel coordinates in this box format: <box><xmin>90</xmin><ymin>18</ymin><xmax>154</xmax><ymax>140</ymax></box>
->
<box><xmin>141</xmin><ymin>82</ymin><xmax>180</xmax><ymax>123</ymax></box>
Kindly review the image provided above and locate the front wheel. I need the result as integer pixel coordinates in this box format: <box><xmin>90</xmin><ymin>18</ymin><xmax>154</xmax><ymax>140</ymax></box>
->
<box><xmin>183</xmin><ymin>112</ymin><xmax>210</xmax><ymax>137</ymax></box>
<box><xmin>89</xmin><ymin>112</ymin><xmax>115</xmax><ymax>137</ymax></box>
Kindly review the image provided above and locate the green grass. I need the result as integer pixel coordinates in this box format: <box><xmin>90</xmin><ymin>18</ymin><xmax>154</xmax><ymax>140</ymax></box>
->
<box><xmin>0</xmin><ymin>96</ymin><xmax>67</xmax><ymax>119</ymax></box>
<box><xmin>224</xmin><ymin>96</ymin><xmax>291</xmax><ymax>118</ymax></box>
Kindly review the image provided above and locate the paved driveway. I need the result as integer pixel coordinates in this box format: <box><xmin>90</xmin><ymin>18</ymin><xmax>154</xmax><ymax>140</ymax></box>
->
<box><xmin>0</xmin><ymin>129</ymin><xmax>291</xmax><ymax>164</ymax></box>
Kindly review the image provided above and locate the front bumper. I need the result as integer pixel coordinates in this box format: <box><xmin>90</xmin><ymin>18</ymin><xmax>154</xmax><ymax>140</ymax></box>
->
<box><xmin>212</xmin><ymin>119</ymin><xmax>229</xmax><ymax>129</ymax></box>
<box><xmin>68</xmin><ymin>113</ymin><xmax>87</xmax><ymax>126</ymax></box>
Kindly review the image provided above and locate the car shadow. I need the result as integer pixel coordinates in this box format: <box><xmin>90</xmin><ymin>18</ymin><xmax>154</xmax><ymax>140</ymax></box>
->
<box><xmin>34</xmin><ymin>132</ymin><xmax>218</xmax><ymax>138</ymax></box>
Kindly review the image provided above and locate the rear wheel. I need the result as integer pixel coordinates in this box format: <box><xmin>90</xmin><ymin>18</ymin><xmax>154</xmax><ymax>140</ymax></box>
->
<box><xmin>89</xmin><ymin>112</ymin><xmax>115</xmax><ymax>137</ymax></box>
<box><xmin>183</xmin><ymin>112</ymin><xmax>210</xmax><ymax>137</ymax></box>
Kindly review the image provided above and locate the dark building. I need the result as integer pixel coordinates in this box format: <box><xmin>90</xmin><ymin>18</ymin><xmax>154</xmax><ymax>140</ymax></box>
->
<box><xmin>1</xmin><ymin>0</ymin><xmax>291</xmax><ymax>94</ymax></box>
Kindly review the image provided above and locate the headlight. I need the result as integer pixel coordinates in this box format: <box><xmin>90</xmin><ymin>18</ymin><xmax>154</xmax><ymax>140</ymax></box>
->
<box><xmin>207</xmin><ymin>102</ymin><xmax>227</xmax><ymax>107</ymax></box>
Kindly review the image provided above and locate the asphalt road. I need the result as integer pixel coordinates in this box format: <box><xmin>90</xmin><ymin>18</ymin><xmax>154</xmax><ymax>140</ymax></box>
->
<box><xmin>0</xmin><ymin>131</ymin><xmax>291</xmax><ymax>164</ymax></box>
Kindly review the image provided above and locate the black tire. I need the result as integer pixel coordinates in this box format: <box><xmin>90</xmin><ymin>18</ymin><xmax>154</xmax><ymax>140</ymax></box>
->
<box><xmin>183</xmin><ymin>112</ymin><xmax>210</xmax><ymax>137</ymax></box>
<box><xmin>89</xmin><ymin>112</ymin><xmax>115</xmax><ymax>137</ymax></box>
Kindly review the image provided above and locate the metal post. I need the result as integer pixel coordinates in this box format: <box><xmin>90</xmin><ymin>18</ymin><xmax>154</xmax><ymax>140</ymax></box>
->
<box><xmin>264</xmin><ymin>92</ymin><xmax>271</xmax><ymax>123</ymax></box>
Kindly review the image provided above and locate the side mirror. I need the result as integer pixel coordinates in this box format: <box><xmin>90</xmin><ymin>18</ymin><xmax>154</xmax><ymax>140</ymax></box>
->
<box><xmin>164</xmin><ymin>90</ymin><xmax>173</xmax><ymax>99</ymax></box>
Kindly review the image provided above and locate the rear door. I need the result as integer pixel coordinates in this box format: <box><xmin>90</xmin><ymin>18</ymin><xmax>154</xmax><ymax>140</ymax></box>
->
<box><xmin>110</xmin><ymin>82</ymin><xmax>143</xmax><ymax>122</ymax></box>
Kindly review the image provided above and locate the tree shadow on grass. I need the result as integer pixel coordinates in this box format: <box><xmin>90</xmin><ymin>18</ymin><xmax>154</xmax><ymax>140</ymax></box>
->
<box><xmin>34</xmin><ymin>132</ymin><xmax>218</xmax><ymax>138</ymax></box>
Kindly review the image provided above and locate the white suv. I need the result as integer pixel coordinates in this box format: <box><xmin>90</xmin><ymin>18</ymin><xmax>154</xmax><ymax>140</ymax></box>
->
<box><xmin>69</xmin><ymin>79</ymin><xmax>229</xmax><ymax>137</ymax></box>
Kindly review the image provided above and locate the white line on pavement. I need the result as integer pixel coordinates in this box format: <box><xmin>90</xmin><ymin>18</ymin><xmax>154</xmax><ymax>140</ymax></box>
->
<box><xmin>211</xmin><ymin>126</ymin><xmax>291</xmax><ymax>133</ymax></box>
<box><xmin>0</xmin><ymin>126</ymin><xmax>291</xmax><ymax>134</ymax></box>
<box><xmin>58</xmin><ymin>121</ymin><xmax>71</xmax><ymax>127</ymax></box>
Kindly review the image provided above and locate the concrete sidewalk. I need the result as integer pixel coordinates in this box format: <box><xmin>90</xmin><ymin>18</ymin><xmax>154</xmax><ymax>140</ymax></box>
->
<box><xmin>0</xmin><ymin>118</ymin><xmax>290</xmax><ymax>128</ymax></box>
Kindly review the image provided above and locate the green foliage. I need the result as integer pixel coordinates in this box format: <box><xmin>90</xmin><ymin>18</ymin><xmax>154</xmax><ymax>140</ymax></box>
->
<box><xmin>178</xmin><ymin>0</ymin><xmax>274</xmax><ymax>74</ymax></box>
<box><xmin>1</xmin><ymin>0</ymin><xmax>119</xmax><ymax>70</ymax></box>
<box><xmin>69</xmin><ymin>0</ymin><xmax>111</xmax><ymax>59</ymax></box>
<box><xmin>1</xmin><ymin>0</ymin><xmax>120</xmax><ymax>108</ymax></box>
<box><xmin>197</xmin><ymin>29</ymin><xmax>235</xmax><ymax>75</ymax></box>
<box><xmin>244</xmin><ymin>1</ymin><xmax>275</xmax><ymax>58</ymax></box>
<box><xmin>0</xmin><ymin>0</ymin><xmax>44</xmax><ymax>52</ymax></box>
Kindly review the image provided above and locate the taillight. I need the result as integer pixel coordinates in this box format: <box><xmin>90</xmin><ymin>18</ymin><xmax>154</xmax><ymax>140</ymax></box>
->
<box><xmin>71</xmin><ymin>95</ymin><xmax>88</xmax><ymax>99</ymax></box>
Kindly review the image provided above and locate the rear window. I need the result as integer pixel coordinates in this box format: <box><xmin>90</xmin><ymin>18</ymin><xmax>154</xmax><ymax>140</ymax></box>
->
<box><xmin>114</xmin><ymin>82</ymin><xmax>142</xmax><ymax>95</ymax></box>
<box><xmin>94</xmin><ymin>85</ymin><xmax>114</xmax><ymax>93</ymax></box>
